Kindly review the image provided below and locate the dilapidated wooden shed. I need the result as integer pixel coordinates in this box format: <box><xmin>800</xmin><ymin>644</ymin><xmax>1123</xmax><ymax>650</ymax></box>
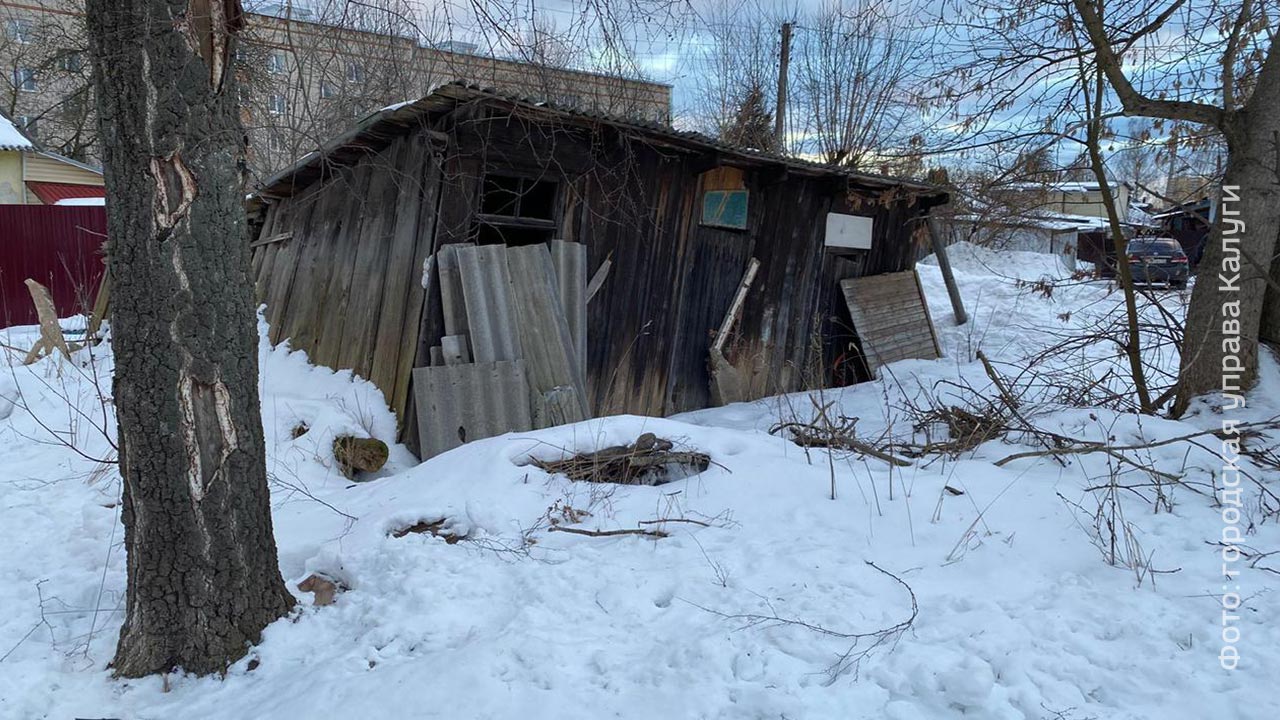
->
<box><xmin>248</xmin><ymin>82</ymin><xmax>948</xmax><ymax>458</ymax></box>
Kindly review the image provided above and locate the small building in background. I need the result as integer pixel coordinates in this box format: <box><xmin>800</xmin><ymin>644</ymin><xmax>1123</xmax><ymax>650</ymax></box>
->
<box><xmin>0</xmin><ymin>112</ymin><xmax>104</xmax><ymax>206</ymax></box>
<box><xmin>1153</xmin><ymin>196</ymin><xmax>1213</xmax><ymax>265</ymax></box>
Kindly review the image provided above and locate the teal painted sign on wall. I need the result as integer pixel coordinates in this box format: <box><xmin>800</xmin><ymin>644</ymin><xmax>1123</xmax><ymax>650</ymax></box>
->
<box><xmin>701</xmin><ymin>190</ymin><xmax>749</xmax><ymax>230</ymax></box>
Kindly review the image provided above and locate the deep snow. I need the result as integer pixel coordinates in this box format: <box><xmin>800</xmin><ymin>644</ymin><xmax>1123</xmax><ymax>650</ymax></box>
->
<box><xmin>1</xmin><ymin>245</ymin><xmax>1277</xmax><ymax>719</ymax></box>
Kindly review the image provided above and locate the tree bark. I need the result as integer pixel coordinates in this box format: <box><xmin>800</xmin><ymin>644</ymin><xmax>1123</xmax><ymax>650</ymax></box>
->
<box><xmin>1174</xmin><ymin>49</ymin><xmax>1280</xmax><ymax>414</ymax></box>
<box><xmin>86</xmin><ymin>0</ymin><xmax>294</xmax><ymax>677</ymax></box>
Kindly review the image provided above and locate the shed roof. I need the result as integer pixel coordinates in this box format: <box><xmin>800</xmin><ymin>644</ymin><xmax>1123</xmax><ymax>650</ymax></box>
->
<box><xmin>0</xmin><ymin>111</ymin><xmax>36</xmax><ymax>152</ymax></box>
<box><xmin>254</xmin><ymin>81</ymin><xmax>947</xmax><ymax>203</ymax></box>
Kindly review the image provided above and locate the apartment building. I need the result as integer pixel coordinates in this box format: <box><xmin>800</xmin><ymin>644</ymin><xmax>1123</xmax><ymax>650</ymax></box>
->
<box><xmin>0</xmin><ymin>1</ymin><xmax>672</xmax><ymax>174</ymax></box>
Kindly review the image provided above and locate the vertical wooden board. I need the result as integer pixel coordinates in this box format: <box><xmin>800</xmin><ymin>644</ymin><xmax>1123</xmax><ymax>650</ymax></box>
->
<box><xmin>262</xmin><ymin>184</ymin><xmax>320</xmax><ymax>344</ymax></box>
<box><xmin>392</xmin><ymin>143</ymin><xmax>444</xmax><ymax>427</ymax></box>
<box><xmin>507</xmin><ymin>243</ymin><xmax>587</xmax><ymax>420</ymax></box>
<box><xmin>338</xmin><ymin>137</ymin><xmax>410</xmax><ymax>378</ymax></box>
<box><xmin>413</xmin><ymin>360</ymin><xmax>533</xmax><ymax>460</ymax></box>
<box><xmin>253</xmin><ymin>204</ymin><xmax>289</xmax><ymax>305</ymax></box>
<box><xmin>369</xmin><ymin>134</ymin><xmax>430</xmax><ymax>400</ymax></box>
<box><xmin>272</xmin><ymin>167</ymin><xmax>359</xmax><ymax>351</ymax></box>
<box><xmin>455</xmin><ymin>243</ymin><xmax>521</xmax><ymax>363</ymax></box>
<box><xmin>549</xmin><ymin>239</ymin><xmax>587</xmax><ymax>375</ymax></box>
<box><xmin>250</xmin><ymin>203</ymin><xmax>279</xmax><ymax>291</ymax></box>
<box><xmin>309</xmin><ymin>161</ymin><xmax>382</xmax><ymax>365</ymax></box>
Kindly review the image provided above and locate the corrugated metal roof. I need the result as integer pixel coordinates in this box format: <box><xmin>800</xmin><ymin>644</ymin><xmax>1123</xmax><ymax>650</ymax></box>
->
<box><xmin>26</xmin><ymin>181</ymin><xmax>106</xmax><ymax>205</ymax></box>
<box><xmin>254</xmin><ymin>81</ymin><xmax>946</xmax><ymax>202</ymax></box>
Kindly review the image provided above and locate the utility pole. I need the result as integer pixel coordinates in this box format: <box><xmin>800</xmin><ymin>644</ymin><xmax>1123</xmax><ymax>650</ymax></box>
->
<box><xmin>774</xmin><ymin>21</ymin><xmax>792</xmax><ymax>149</ymax></box>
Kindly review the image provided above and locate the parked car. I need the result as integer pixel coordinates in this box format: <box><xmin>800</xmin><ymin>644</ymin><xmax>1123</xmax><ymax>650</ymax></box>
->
<box><xmin>1125</xmin><ymin>238</ymin><xmax>1189</xmax><ymax>288</ymax></box>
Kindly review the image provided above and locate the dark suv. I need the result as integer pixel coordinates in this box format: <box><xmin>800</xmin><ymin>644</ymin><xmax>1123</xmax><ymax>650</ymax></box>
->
<box><xmin>1125</xmin><ymin>238</ymin><xmax>1189</xmax><ymax>288</ymax></box>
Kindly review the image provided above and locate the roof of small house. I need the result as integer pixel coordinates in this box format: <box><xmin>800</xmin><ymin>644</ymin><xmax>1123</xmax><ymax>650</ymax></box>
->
<box><xmin>0</xmin><ymin>111</ymin><xmax>36</xmax><ymax>152</ymax></box>
<box><xmin>254</xmin><ymin>81</ymin><xmax>947</xmax><ymax>204</ymax></box>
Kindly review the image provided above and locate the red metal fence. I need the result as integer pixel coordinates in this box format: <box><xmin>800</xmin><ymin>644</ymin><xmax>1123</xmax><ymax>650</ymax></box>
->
<box><xmin>0</xmin><ymin>205</ymin><xmax>107</xmax><ymax>328</ymax></box>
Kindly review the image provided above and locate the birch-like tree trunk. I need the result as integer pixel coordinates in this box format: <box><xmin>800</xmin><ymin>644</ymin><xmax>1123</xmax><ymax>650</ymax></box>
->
<box><xmin>85</xmin><ymin>0</ymin><xmax>294</xmax><ymax>677</ymax></box>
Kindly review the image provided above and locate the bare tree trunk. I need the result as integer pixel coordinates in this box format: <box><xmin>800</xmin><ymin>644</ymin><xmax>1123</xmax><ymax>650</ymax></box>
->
<box><xmin>86</xmin><ymin>0</ymin><xmax>294</xmax><ymax>677</ymax></box>
<box><xmin>1083</xmin><ymin>68</ymin><xmax>1152</xmax><ymax>411</ymax></box>
<box><xmin>1175</xmin><ymin>56</ymin><xmax>1280</xmax><ymax>414</ymax></box>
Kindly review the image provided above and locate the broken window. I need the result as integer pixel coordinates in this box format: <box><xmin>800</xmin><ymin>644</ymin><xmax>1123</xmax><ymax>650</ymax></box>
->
<box><xmin>476</xmin><ymin>174</ymin><xmax>559</xmax><ymax>246</ymax></box>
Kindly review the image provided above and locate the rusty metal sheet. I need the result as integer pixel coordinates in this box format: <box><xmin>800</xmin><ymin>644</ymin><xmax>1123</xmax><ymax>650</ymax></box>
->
<box><xmin>413</xmin><ymin>360</ymin><xmax>533</xmax><ymax>459</ymax></box>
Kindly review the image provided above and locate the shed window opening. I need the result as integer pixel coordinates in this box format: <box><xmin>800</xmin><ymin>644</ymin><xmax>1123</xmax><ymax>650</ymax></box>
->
<box><xmin>700</xmin><ymin>189</ymin><xmax>749</xmax><ymax>230</ymax></box>
<box><xmin>475</xmin><ymin>174</ymin><xmax>560</xmax><ymax>247</ymax></box>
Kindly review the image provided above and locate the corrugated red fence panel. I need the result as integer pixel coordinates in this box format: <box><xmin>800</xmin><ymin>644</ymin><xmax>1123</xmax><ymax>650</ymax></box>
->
<box><xmin>0</xmin><ymin>205</ymin><xmax>108</xmax><ymax>328</ymax></box>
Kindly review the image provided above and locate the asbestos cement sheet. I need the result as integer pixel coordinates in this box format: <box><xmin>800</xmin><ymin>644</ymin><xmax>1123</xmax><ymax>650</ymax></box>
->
<box><xmin>507</xmin><ymin>243</ymin><xmax>588</xmax><ymax>424</ymax></box>
<box><xmin>413</xmin><ymin>360</ymin><xmax>533</xmax><ymax>459</ymax></box>
<box><xmin>549</xmin><ymin>239</ymin><xmax>588</xmax><ymax>375</ymax></box>
<box><xmin>455</xmin><ymin>243</ymin><xmax>521</xmax><ymax>363</ymax></box>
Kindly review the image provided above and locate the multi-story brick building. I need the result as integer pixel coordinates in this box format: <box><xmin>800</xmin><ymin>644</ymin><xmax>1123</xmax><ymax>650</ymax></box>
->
<box><xmin>0</xmin><ymin>1</ymin><xmax>671</xmax><ymax>174</ymax></box>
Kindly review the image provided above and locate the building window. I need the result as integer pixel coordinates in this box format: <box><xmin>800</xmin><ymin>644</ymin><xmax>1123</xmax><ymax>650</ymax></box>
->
<box><xmin>13</xmin><ymin>67</ymin><xmax>37</xmax><ymax>93</ymax></box>
<box><xmin>345</xmin><ymin>60</ymin><xmax>363</xmax><ymax>83</ymax></box>
<box><xmin>268</xmin><ymin>93</ymin><xmax>286</xmax><ymax>115</ymax></box>
<box><xmin>267</xmin><ymin>134</ymin><xmax>285</xmax><ymax>152</ymax></box>
<box><xmin>320</xmin><ymin>81</ymin><xmax>337</xmax><ymax>99</ymax></box>
<box><xmin>5</xmin><ymin>18</ymin><xmax>34</xmax><ymax>44</ymax></box>
<box><xmin>267</xmin><ymin>51</ymin><xmax>286</xmax><ymax>74</ymax></box>
<box><xmin>16</xmin><ymin>115</ymin><xmax>36</xmax><ymax>137</ymax></box>
<box><xmin>58</xmin><ymin>51</ymin><xmax>82</xmax><ymax>73</ymax></box>
<box><xmin>701</xmin><ymin>190</ymin><xmax>749</xmax><ymax>230</ymax></box>
<box><xmin>476</xmin><ymin>174</ymin><xmax>560</xmax><ymax>246</ymax></box>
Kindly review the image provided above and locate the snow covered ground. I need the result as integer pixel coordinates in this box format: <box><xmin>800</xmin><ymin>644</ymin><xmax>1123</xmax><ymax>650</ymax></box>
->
<box><xmin>2</xmin><ymin>245</ymin><xmax>1277</xmax><ymax>719</ymax></box>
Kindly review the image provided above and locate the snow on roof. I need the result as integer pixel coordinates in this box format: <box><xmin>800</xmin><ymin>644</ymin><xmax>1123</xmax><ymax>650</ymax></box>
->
<box><xmin>955</xmin><ymin>210</ymin><xmax>1115</xmax><ymax>232</ymax></box>
<box><xmin>0</xmin><ymin>113</ymin><xmax>36</xmax><ymax>151</ymax></box>
<box><xmin>55</xmin><ymin>197</ymin><xmax>106</xmax><ymax>207</ymax></box>
<box><xmin>1002</xmin><ymin>180</ymin><xmax>1127</xmax><ymax>193</ymax></box>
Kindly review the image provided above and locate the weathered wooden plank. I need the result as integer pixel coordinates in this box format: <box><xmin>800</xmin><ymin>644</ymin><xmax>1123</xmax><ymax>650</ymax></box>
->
<box><xmin>455</xmin><ymin>243</ymin><xmax>521</xmax><ymax>363</ymax></box>
<box><xmin>507</xmin><ymin>243</ymin><xmax>588</xmax><ymax>423</ymax></box>
<box><xmin>413</xmin><ymin>361</ymin><xmax>533</xmax><ymax>460</ymax></box>
<box><xmin>278</xmin><ymin>163</ymin><xmax>369</xmax><ymax>353</ymax></box>
<box><xmin>311</xmin><ymin>161</ymin><xmax>385</xmax><ymax>366</ymax></box>
<box><xmin>338</xmin><ymin>137</ymin><xmax>409</xmax><ymax>377</ymax></box>
<box><xmin>391</xmin><ymin>141</ymin><xmax>444</xmax><ymax>426</ymax></box>
<box><xmin>262</xmin><ymin>182</ymin><xmax>321</xmax><ymax>344</ymax></box>
<box><xmin>250</xmin><ymin>202</ymin><xmax>279</xmax><ymax>290</ymax></box>
<box><xmin>839</xmin><ymin>269</ymin><xmax>940</xmax><ymax>377</ymax></box>
<box><xmin>369</xmin><ymin>134</ymin><xmax>433</xmax><ymax>401</ymax></box>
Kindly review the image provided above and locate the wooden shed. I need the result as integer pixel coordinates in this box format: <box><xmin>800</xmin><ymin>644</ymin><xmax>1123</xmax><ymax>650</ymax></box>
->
<box><xmin>248</xmin><ymin>82</ymin><xmax>948</xmax><ymax>457</ymax></box>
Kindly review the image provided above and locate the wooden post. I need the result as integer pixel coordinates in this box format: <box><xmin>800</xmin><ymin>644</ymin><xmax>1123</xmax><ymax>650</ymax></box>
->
<box><xmin>775</xmin><ymin>22</ymin><xmax>792</xmax><ymax>148</ymax></box>
<box><xmin>926</xmin><ymin>214</ymin><xmax>967</xmax><ymax>325</ymax></box>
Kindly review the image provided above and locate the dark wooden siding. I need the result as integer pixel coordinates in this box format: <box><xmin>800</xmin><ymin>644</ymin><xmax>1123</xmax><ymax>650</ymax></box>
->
<box><xmin>254</xmin><ymin>103</ymin><xmax>942</xmax><ymax>452</ymax></box>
